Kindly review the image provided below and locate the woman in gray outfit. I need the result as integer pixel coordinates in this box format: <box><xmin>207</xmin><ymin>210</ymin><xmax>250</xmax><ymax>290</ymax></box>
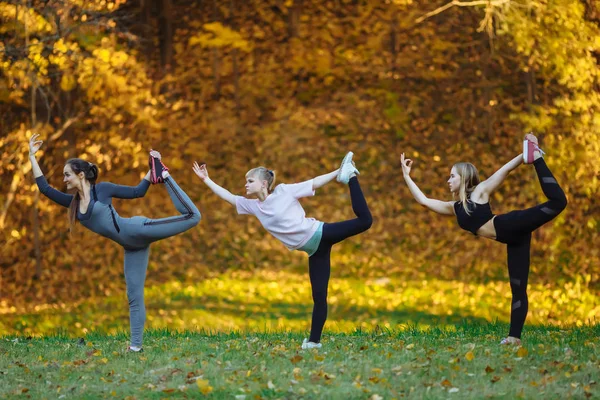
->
<box><xmin>28</xmin><ymin>134</ymin><xmax>201</xmax><ymax>351</ymax></box>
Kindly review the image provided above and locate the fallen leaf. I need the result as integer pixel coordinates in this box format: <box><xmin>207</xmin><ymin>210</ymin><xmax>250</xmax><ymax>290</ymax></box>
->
<box><xmin>485</xmin><ymin>366</ymin><xmax>494</xmax><ymax>373</ymax></box>
<box><xmin>290</xmin><ymin>355</ymin><xmax>303</xmax><ymax>364</ymax></box>
<box><xmin>516</xmin><ymin>347</ymin><xmax>528</xmax><ymax>357</ymax></box>
<box><xmin>465</xmin><ymin>351</ymin><xmax>474</xmax><ymax>361</ymax></box>
<box><xmin>441</xmin><ymin>379</ymin><xmax>452</xmax><ymax>387</ymax></box>
<box><xmin>491</xmin><ymin>376</ymin><xmax>501</xmax><ymax>383</ymax></box>
<box><xmin>197</xmin><ymin>378</ymin><xmax>213</xmax><ymax>394</ymax></box>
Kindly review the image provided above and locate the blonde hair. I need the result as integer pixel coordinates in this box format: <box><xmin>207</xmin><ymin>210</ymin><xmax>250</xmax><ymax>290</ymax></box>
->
<box><xmin>246</xmin><ymin>167</ymin><xmax>276</xmax><ymax>193</ymax></box>
<box><xmin>452</xmin><ymin>162</ymin><xmax>480</xmax><ymax>215</ymax></box>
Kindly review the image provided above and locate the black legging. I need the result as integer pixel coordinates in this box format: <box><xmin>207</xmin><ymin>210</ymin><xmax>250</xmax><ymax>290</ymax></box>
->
<box><xmin>308</xmin><ymin>177</ymin><xmax>373</xmax><ymax>343</ymax></box>
<box><xmin>493</xmin><ymin>158</ymin><xmax>567</xmax><ymax>338</ymax></box>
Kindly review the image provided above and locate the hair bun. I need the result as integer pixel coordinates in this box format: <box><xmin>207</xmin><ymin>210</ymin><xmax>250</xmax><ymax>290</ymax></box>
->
<box><xmin>87</xmin><ymin>164</ymin><xmax>98</xmax><ymax>182</ymax></box>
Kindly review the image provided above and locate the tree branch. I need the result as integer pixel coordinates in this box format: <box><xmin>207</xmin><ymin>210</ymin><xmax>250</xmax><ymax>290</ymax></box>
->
<box><xmin>416</xmin><ymin>0</ymin><xmax>510</xmax><ymax>24</ymax></box>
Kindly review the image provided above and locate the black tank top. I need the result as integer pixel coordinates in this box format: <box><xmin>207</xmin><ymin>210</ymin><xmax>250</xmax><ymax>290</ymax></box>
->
<box><xmin>454</xmin><ymin>201</ymin><xmax>494</xmax><ymax>235</ymax></box>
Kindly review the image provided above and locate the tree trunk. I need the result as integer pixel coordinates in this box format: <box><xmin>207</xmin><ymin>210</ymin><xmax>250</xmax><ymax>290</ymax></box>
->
<box><xmin>230</xmin><ymin>0</ymin><xmax>240</xmax><ymax>114</ymax></box>
<box><xmin>287</xmin><ymin>0</ymin><xmax>302</xmax><ymax>39</ymax></box>
<box><xmin>157</xmin><ymin>0</ymin><xmax>173</xmax><ymax>73</ymax></box>
<box><xmin>212</xmin><ymin>0</ymin><xmax>221</xmax><ymax>99</ymax></box>
<box><xmin>32</xmin><ymin>191</ymin><xmax>43</xmax><ymax>280</ymax></box>
<box><xmin>32</xmin><ymin>85</ymin><xmax>43</xmax><ymax>280</ymax></box>
<box><xmin>25</xmin><ymin>2</ymin><xmax>43</xmax><ymax>280</ymax></box>
<box><xmin>140</xmin><ymin>0</ymin><xmax>153</xmax><ymax>60</ymax></box>
<box><xmin>525</xmin><ymin>68</ymin><xmax>537</xmax><ymax>108</ymax></box>
<box><xmin>389</xmin><ymin>10</ymin><xmax>398</xmax><ymax>74</ymax></box>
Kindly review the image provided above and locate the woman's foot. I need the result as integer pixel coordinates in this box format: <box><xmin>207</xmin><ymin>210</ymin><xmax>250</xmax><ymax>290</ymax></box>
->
<box><xmin>301</xmin><ymin>338</ymin><xmax>322</xmax><ymax>349</ymax></box>
<box><xmin>149</xmin><ymin>149</ymin><xmax>169</xmax><ymax>184</ymax></box>
<box><xmin>337</xmin><ymin>151</ymin><xmax>360</xmax><ymax>184</ymax></box>
<box><xmin>500</xmin><ymin>336</ymin><xmax>521</xmax><ymax>346</ymax></box>
<box><xmin>523</xmin><ymin>133</ymin><xmax>544</xmax><ymax>164</ymax></box>
<box><xmin>127</xmin><ymin>345</ymin><xmax>143</xmax><ymax>352</ymax></box>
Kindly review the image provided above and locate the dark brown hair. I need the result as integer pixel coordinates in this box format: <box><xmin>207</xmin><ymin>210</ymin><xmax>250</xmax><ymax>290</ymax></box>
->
<box><xmin>66</xmin><ymin>159</ymin><xmax>98</xmax><ymax>229</ymax></box>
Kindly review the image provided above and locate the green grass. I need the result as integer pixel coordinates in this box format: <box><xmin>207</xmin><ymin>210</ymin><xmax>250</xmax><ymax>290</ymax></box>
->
<box><xmin>2</xmin><ymin>271</ymin><xmax>599</xmax><ymax>398</ymax></box>
<box><xmin>1</xmin><ymin>325</ymin><xmax>599</xmax><ymax>399</ymax></box>
<box><xmin>1</xmin><ymin>270</ymin><xmax>599</xmax><ymax>337</ymax></box>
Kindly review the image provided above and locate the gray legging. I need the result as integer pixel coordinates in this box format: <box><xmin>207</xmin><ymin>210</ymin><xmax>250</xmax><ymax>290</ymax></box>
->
<box><xmin>119</xmin><ymin>178</ymin><xmax>201</xmax><ymax>347</ymax></box>
<box><xmin>36</xmin><ymin>175</ymin><xmax>201</xmax><ymax>347</ymax></box>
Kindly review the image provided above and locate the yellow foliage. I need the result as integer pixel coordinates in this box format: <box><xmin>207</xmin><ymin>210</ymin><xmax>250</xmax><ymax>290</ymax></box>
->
<box><xmin>189</xmin><ymin>22</ymin><xmax>252</xmax><ymax>52</ymax></box>
<box><xmin>0</xmin><ymin>3</ymin><xmax>53</xmax><ymax>34</ymax></box>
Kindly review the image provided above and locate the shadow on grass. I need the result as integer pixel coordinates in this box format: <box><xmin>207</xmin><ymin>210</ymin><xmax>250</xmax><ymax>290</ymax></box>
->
<box><xmin>152</xmin><ymin>294</ymin><xmax>494</xmax><ymax>326</ymax></box>
<box><xmin>1</xmin><ymin>291</ymin><xmax>501</xmax><ymax>337</ymax></box>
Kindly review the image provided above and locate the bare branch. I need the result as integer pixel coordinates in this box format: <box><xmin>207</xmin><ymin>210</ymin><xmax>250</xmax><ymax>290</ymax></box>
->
<box><xmin>49</xmin><ymin>113</ymin><xmax>82</xmax><ymax>141</ymax></box>
<box><xmin>416</xmin><ymin>0</ymin><xmax>511</xmax><ymax>24</ymax></box>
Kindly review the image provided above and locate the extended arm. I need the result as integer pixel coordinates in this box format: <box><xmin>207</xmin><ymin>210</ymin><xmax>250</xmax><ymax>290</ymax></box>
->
<box><xmin>193</xmin><ymin>162</ymin><xmax>236</xmax><ymax>206</ymax></box>
<box><xmin>401</xmin><ymin>153</ymin><xmax>454</xmax><ymax>216</ymax></box>
<box><xmin>103</xmin><ymin>179</ymin><xmax>151</xmax><ymax>199</ymax></box>
<box><xmin>28</xmin><ymin>134</ymin><xmax>73</xmax><ymax>208</ymax></box>
<box><xmin>106</xmin><ymin>150</ymin><xmax>163</xmax><ymax>199</ymax></box>
<box><xmin>312</xmin><ymin>169</ymin><xmax>339</xmax><ymax>190</ymax></box>
<box><xmin>477</xmin><ymin>154</ymin><xmax>522</xmax><ymax>196</ymax></box>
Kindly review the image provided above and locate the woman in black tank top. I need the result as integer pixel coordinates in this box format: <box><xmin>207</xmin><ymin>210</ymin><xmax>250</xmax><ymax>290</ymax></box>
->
<box><xmin>401</xmin><ymin>133</ymin><xmax>567</xmax><ymax>346</ymax></box>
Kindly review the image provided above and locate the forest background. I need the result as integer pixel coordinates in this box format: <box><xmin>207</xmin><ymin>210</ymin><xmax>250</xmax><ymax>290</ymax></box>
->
<box><xmin>1</xmin><ymin>0</ymin><xmax>599</xmax><ymax>335</ymax></box>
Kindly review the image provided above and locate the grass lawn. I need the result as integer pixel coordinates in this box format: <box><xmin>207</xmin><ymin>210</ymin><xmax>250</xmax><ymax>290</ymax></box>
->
<box><xmin>1</xmin><ymin>325</ymin><xmax>599</xmax><ymax>399</ymax></box>
<box><xmin>1</xmin><ymin>270</ymin><xmax>599</xmax><ymax>398</ymax></box>
<box><xmin>1</xmin><ymin>270</ymin><xmax>598</xmax><ymax>336</ymax></box>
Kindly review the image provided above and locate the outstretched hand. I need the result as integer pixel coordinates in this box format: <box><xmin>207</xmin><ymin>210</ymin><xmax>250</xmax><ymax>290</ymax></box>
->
<box><xmin>193</xmin><ymin>161</ymin><xmax>208</xmax><ymax>181</ymax></box>
<box><xmin>29</xmin><ymin>133</ymin><xmax>43</xmax><ymax>156</ymax></box>
<box><xmin>400</xmin><ymin>153</ymin><xmax>413</xmax><ymax>177</ymax></box>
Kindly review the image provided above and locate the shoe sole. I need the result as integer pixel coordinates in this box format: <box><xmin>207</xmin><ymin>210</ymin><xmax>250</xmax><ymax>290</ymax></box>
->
<box><xmin>149</xmin><ymin>154</ymin><xmax>169</xmax><ymax>184</ymax></box>
<box><xmin>523</xmin><ymin>140</ymin><xmax>530</xmax><ymax>164</ymax></box>
<box><xmin>337</xmin><ymin>151</ymin><xmax>354</xmax><ymax>182</ymax></box>
<box><xmin>149</xmin><ymin>155</ymin><xmax>161</xmax><ymax>184</ymax></box>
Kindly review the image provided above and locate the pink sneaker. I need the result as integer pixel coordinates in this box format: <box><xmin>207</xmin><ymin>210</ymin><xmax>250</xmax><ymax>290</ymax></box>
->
<box><xmin>523</xmin><ymin>139</ymin><xmax>544</xmax><ymax>164</ymax></box>
<box><xmin>149</xmin><ymin>150</ymin><xmax>170</xmax><ymax>184</ymax></box>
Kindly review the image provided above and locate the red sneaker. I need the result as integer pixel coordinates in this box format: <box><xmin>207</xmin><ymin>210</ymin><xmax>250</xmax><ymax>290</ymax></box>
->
<box><xmin>523</xmin><ymin>139</ymin><xmax>544</xmax><ymax>164</ymax></box>
<box><xmin>149</xmin><ymin>150</ymin><xmax>169</xmax><ymax>184</ymax></box>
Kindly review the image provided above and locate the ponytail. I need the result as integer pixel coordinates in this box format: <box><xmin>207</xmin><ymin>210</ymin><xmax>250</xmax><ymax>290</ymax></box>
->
<box><xmin>65</xmin><ymin>159</ymin><xmax>99</xmax><ymax>230</ymax></box>
<box><xmin>68</xmin><ymin>192</ymin><xmax>80</xmax><ymax>230</ymax></box>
